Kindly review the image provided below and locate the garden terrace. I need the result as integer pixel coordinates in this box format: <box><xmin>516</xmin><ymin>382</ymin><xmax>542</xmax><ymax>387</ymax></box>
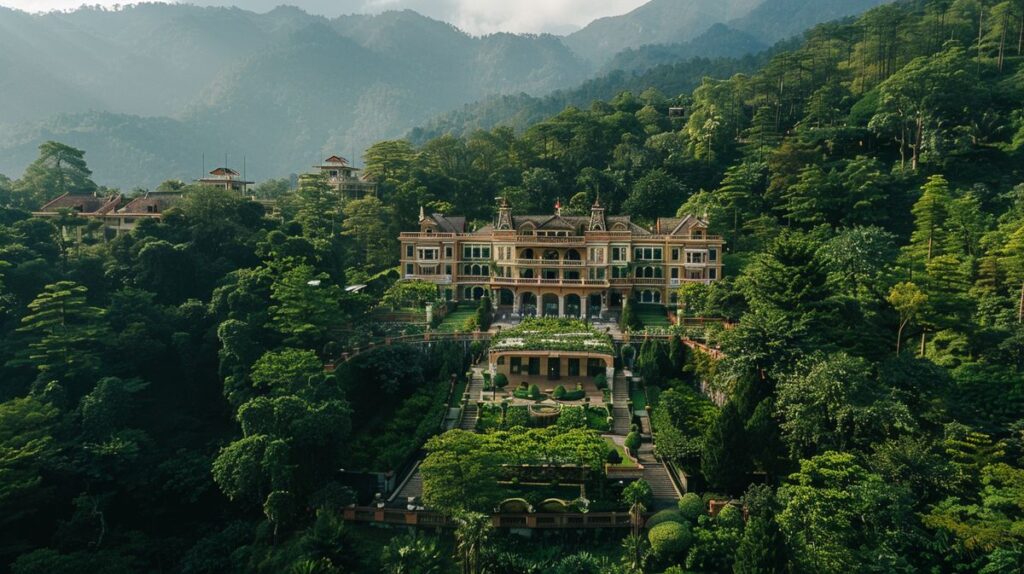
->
<box><xmin>490</xmin><ymin>318</ymin><xmax>614</xmax><ymax>354</ymax></box>
<box><xmin>487</xmin><ymin>318</ymin><xmax>617</xmax><ymax>398</ymax></box>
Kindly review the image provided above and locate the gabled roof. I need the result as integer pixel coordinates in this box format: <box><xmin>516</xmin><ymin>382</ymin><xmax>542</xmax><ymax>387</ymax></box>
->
<box><xmin>323</xmin><ymin>155</ymin><xmax>349</xmax><ymax>165</ymax></box>
<box><xmin>655</xmin><ymin>215</ymin><xmax>709</xmax><ymax>236</ymax></box>
<box><xmin>37</xmin><ymin>193</ymin><xmax>121</xmax><ymax>215</ymax></box>
<box><xmin>534</xmin><ymin>214</ymin><xmax>577</xmax><ymax>231</ymax></box>
<box><xmin>117</xmin><ymin>191</ymin><xmax>183</xmax><ymax>215</ymax></box>
<box><xmin>422</xmin><ymin>213</ymin><xmax>466</xmax><ymax>233</ymax></box>
<box><xmin>209</xmin><ymin>167</ymin><xmax>239</xmax><ymax>176</ymax></box>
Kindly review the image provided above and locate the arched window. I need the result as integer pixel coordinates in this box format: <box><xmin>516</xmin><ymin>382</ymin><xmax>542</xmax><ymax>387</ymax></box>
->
<box><xmin>654</xmin><ymin>291</ymin><xmax>662</xmax><ymax>303</ymax></box>
<box><xmin>519</xmin><ymin>223</ymin><xmax>535</xmax><ymax>235</ymax></box>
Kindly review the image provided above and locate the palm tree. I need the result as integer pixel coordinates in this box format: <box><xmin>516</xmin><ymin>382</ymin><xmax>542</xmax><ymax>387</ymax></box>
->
<box><xmin>620</xmin><ymin>533</ymin><xmax>650</xmax><ymax>574</ymax></box>
<box><xmin>381</xmin><ymin>533</ymin><xmax>444</xmax><ymax>574</ymax></box>
<box><xmin>454</xmin><ymin>511</ymin><xmax>492</xmax><ymax>574</ymax></box>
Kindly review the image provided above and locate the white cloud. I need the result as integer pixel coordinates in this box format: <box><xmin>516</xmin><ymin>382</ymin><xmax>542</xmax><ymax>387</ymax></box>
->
<box><xmin>0</xmin><ymin>0</ymin><xmax>649</xmax><ymax>34</ymax></box>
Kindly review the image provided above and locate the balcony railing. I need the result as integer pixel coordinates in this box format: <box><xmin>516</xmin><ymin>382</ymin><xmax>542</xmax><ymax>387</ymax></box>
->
<box><xmin>504</xmin><ymin>258</ymin><xmax>586</xmax><ymax>267</ymax></box>
<box><xmin>489</xmin><ymin>277</ymin><xmax>610</xmax><ymax>288</ymax></box>
<box><xmin>404</xmin><ymin>274</ymin><xmax>452</xmax><ymax>284</ymax></box>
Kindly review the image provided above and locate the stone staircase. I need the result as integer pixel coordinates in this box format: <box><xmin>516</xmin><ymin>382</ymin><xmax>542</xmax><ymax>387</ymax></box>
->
<box><xmin>637</xmin><ymin>442</ymin><xmax>680</xmax><ymax>509</ymax></box>
<box><xmin>460</xmin><ymin>403</ymin><xmax>478</xmax><ymax>430</ymax></box>
<box><xmin>612</xmin><ymin>372</ymin><xmax>632</xmax><ymax>435</ymax></box>
<box><xmin>458</xmin><ymin>373</ymin><xmax>485</xmax><ymax>431</ymax></box>
<box><xmin>393</xmin><ymin>466</ymin><xmax>423</xmax><ymax>506</ymax></box>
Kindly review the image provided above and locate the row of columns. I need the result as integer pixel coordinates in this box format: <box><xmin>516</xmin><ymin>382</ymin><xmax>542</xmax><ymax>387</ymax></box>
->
<box><xmin>505</xmin><ymin>290</ymin><xmax>610</xmax><ymax>318</ymax></box>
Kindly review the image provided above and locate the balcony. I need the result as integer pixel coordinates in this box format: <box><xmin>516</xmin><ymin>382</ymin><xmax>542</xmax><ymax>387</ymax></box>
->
<box><xmin>399</xmin><ymin>232</ymin><xmax>458</xmax><ymax>239</ymax></box>
<box><xmin>506</xmin><ymin>258</ymin><xmax>586</xmax><ymax>267</ymax></box>
<box><xmin>489</xmin><ymin>277</ymin><xmax>609</xmax><ymax>288</ymax></box>
<box><xmin>404</xmin><ymin>274</ymin><xmax>452</xmax><ymax>284</ymax></box>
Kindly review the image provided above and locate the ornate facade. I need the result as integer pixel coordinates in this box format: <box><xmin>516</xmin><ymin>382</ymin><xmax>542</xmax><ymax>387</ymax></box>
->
<box><xmin>399</xmin><ymin>199</ymin><xmax>725</xmax><ymax>317</ymax></box>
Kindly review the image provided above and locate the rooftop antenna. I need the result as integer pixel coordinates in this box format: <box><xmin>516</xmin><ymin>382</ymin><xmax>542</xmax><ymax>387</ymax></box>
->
<box><xmin>202</xmin><ymin>153</ymin><xmax>205</xmax><ymax>177</ymax></box>
<box><xmin>243</xmin><ymin>155</ymin><xmax>247</xmax><ymax>194</ymax></box>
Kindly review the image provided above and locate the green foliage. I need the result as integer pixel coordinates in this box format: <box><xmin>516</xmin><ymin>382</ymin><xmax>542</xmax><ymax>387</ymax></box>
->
<box><xmin>678</xmin><ymin>492</ymin><xmax>705</xmax><ymax>522</ymax></box>
<box><xmin>647</xmin><ymin>521</ymin><xmax>692</xmax><ymax>560</ymax></box>
<box><xmin>624</xmin><ymin>431</ymin><xmax>641</xmax><ymax>454</ymax></box>
<box><xmin>645</xmin><ymin>509</ymin><xmax>685</xmax><ymax>529</ymax></box>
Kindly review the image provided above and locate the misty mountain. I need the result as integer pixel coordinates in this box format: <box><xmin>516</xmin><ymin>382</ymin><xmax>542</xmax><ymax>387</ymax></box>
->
<box><xmin>728</xmin><ymin>0</ymin><xmax>896</xmax><ymax>43</ymax></box>
<box><xmin>0</xmin><ymin>5</ymin><xmax>587</xmax><ymax>189</ymax></box>
<box><xmin>602</xmin><ymin>23</ymin><xmax>767</xmax><ymax>74</ymax></box>
<box><xmin>0</xmin><ymin>0</ymin><xmax>897</xmax><ymax>190</ymax></box>
<box><xmin>563</xmin><ymin>0</ymin><xmax>765</xmax><ymax>65</ymax></box>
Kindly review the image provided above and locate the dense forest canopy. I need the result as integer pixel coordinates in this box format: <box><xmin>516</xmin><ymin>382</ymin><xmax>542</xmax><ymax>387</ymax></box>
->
<box><xmin>1</xmin><ymin>0</ymin><xmax>1023</xmax><ymax>572</ymax></box>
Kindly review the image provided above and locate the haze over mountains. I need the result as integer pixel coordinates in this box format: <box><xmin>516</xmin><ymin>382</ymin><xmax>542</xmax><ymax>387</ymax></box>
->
<box><xmin>0</xmin><ymin>0</ymin><xmax>893</xmax><ymax>189</ymax></box>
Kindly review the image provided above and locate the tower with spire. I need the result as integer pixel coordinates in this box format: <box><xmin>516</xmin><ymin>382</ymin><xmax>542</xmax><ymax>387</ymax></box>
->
<box><xmin>496</xmin><ymin>197</ymin><xmax>514</xmax><ymax>230</ymax></box>
<box><xmin>588</xmin><ymin>197</ymin><xmax>606</xmax><ymax>231</ymax></box>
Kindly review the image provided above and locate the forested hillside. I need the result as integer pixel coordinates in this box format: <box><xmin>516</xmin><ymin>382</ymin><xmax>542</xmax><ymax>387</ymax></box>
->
<box><xmin>1</xmin><ymin>0</ymin><xmax>1023</xmax><ymax>572</ymax></box>
<box><xmin>0</xmin><ymin>5</ymin><xmax>587</xmax><ymax>190</ymax></box>
<box><xmin>0</xmin><ymin>1</ymin><xmax>898</xmax><ymax>190</ymax></box>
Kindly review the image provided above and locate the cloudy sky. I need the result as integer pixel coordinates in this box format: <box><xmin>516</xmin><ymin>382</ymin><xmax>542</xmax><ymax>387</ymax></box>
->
<box><xmin>0</xmin><ymin>0</ymin><xmax>650</xmax><ymax>34</ymax></box>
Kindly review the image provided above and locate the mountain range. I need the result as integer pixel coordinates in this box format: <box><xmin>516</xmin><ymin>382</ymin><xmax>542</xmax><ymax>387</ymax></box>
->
<box><xmin>0</xmin><ymin>0</ymin><xmax>894</xmax><ymax>190</ymax></box>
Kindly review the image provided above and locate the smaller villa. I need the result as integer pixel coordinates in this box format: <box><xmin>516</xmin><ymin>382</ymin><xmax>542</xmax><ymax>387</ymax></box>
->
<box><xmin>488</xmin><ymin>318</ymin><xmax>617</xmax><ymax>395</ymax></box>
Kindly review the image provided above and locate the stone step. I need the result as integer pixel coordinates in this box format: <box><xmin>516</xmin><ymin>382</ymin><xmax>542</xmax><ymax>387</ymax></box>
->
<box><xmin>459</xmin><ymin>404</ymin><xmax>478</xmax><ymax>430</ymax></box>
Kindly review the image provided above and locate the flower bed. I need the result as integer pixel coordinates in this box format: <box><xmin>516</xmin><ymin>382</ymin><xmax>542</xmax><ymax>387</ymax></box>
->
<box><xmin>491</xmin><ymin>318</ymin><xmax>614</xmax><ymax>355</ymax></box>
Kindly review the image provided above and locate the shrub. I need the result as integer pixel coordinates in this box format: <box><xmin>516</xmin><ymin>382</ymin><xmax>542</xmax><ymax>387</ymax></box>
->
<box><xmin>678</xmin><ymin>493</ymin><xmax>704</xmax><ymax>521</ymax></box>
<box><xmin>529</xmin><ymin>384</ymin><xmax>541</xmax><ymax>400</ymax></box>
<box><xmin>594</xmin><ymin>373</ymin><xmax>608</xmax><ymax>389</ymax></box>
<box><xmin>607</xmin><ymin>448</ymin><xmax>622</xmax><ymax>465</ymax></box>
<box><xmin>505</xmin><ymin>406</ymin><xmax>530</xmax><ymax>428</ymax></box>
<box><xmin>624</xmin><ymin>431</ymin><xmax>641</xmax><ymax>454</ymax></box>
<box><xmin>645</xmin><ymin>509</ymin><xmax>686</xmax><ymax>529</ymax></box>
<box><xmin>622</xmin><ymin>479</ymin><xmax>653</xmax><ymax>508</ymax></box>
<box><xmin>553</xmin><ymin>385</ymin><xmax>567</xmax><ymax>399</ymax></box>
<box><xmin>648</xmin><ymin>521</ymin><xmax>692</xmax><ymax>560</ymax></box>
<box><xmin>493</xmin><ymin>373</ymin><xmax>509</xmax><ymax>388</ymax></box>
<box><xmin>716</xmin><ymin>504</ymin><xmax>744</xmax><ymax>528</ymax></box>
<box><xmin>557</xmin><ymin>406</ymin><xmax>587</xmax><ymax>429</ymax></box>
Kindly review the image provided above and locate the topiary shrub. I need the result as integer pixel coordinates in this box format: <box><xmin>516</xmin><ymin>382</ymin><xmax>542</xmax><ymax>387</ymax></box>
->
<box><xmin>529</xmin><ymin>384</ymin><xmax>541</xmax><ymax>400</ymax></box>
<box><xmin>716</xmin><ymin>504</ymin><xmax>744</xmax><ymax>528</ymax></box>
<box><xmin>553</xmin><ymin>385</ymin><xmax>567</xmax><ymax>399</ymax></box>
<box><xmin>594</xmin><ymin>373</ymin><xmax>608</xmax><ymax>389</ymax></box>
<box><xmin>678</xmin><ymin>493</ymin><xmax>704</xmax><ymax>522</ymax></box>
<box><xmin>648</xmin><ymin>521</ymin><xmax>692</xmax><ymax>560</ymax></box>
<box><xmin>624</xmin><ymin>431</ymin><xmax>641</xmax><ymax>454</ymax></box>
<box><xmin>493</xmin><ymin>373</ymin><xmax>509</xmax><ymax>388</ymax></box>
<box><xmin>645</xmin><ymin>509</ymin><xmax>686</xmax><ymax>530</ymax></box>
<box><xmin>607</xmin><ymin>448</ymin><xmax>622</xmax><ymax>465</ymax></box>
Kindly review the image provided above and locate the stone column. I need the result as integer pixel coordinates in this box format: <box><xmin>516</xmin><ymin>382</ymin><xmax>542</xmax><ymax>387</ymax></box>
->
<box><xmin>512</xmin><ymin>291</ymin><xmax>521</xmax><ymax>315</ymax></box>
<box><xmin>601</xmin><ymin>291</ymin><xmax>609</xmax><ymax>313</ymax></box>
<box><xmin>558</xmin><ymin>295</ymin><xmax>565</xmax><ymax>317</ymax></box>
<box><xmin>606</xmin><ymin>365</ymin><xmax>616</xmax><ymax>398</ymax></box>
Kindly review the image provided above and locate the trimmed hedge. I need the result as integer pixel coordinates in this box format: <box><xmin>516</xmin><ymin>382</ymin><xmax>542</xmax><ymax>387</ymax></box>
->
<box><xmin>717</xmin><ymin>504</ymin><xmax>744</xmax><ymax>528</ymax></box>
<box><xmin>678</xmin><ymin>493</ymin><xmax>704</xmax><ymax>521</ymax></box>
<box><xmin>493</xmin><ymin>373</ymin><xmax>509</xmax><ymax>388</ymax></box>
<box><xmin>648</xmin><ymin>521</ymin><xmax>692</xmax><ymax>560</ymax></box>
<box><xmin>624</xmin><ymin>431</ymin><xmax>641</xmax><ymax>453</ymax></box>
<box><xmin>645</xmin><ymin>509</ymin><xmax>686</xmax><ymax>529</ymax></box>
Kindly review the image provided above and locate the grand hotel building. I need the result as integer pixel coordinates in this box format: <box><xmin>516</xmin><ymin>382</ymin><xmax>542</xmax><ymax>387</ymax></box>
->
<box><xmin>399</xmin><ymin>199</ymin><xmax>725</xmax><ymax>317</ymax></box>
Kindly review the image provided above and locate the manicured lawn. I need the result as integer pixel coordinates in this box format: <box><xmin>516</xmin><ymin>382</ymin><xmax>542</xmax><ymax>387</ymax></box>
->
<box><xmin>435</xmin><ymin>307</ymin><xmax>476</xmax><ymax>332</ymax></box>
<box><xmin>604</xmin><ymin>437</ymin><xmax>638</xmax><ymax>469</ymax></box>
<box><xmin>630</xmin><ymin>387</ymin><xmax>648</xmax><ymax>412</ymax></box>
<box><xmin>636</xmin><ymin>305</ymin><xmax>672</xmax><ymax>328</ymax></box>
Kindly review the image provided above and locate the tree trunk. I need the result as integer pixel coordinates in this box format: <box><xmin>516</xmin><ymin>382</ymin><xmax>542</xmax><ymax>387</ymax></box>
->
<box><xmin>920</xmin><ymin>329</ymin><xmax>927</xmax><ymax>357</ymax></box>
<box><xmin>1018</xmin><ymin>281</ymin><xmax>1023</xmax><ymax>323</ymax></box>
<box><xmin>999</xmin><ymin>12</ymin><xmax>1008</xmax><ymax>71</ymax></box>
<box><xmin>912</xmin><ymin>115</ymin><xmax>923</xmax><ymax>171</ymax></box>
<box><xmin>1019</xmin><ymin>1</ymin><xmax>1024</xmax><ymax>55</ymax></box>
<box><xmin>896</xmin><ymin>321</ymin><xmax>906</xmax><ymax>355</ymax></box>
